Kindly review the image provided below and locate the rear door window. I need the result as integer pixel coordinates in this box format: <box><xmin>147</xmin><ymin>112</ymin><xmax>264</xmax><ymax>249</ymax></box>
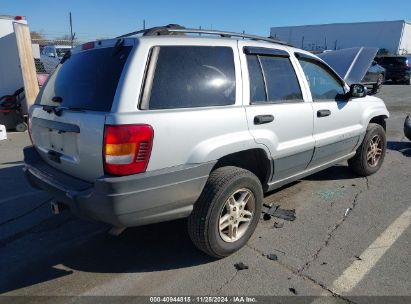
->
<box><xmin>37</xmin><ymin>46</ymin><xmax>132</xmax><ymax>112</ymax></box>
<box><xmin>141</xmin><ymin>46</ymin><xmax>236</xmax><ymax>109</ymax></box>
<box><xmin>246</xmin><ymin>54</ymin><xmax>303</xmax><ymax>103</ymax></box>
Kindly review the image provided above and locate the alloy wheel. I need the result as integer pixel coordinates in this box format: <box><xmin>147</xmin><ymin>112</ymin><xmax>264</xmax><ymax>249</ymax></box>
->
<box><xmin>218</xmin><ymin>188</ymin><xmax>255</xmax><ymax>243</ymax></box>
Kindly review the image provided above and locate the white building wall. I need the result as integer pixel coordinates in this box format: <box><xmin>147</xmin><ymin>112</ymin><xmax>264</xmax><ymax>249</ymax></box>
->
<box><xmin>270</xmin><ymin>20</ymin><xmax>405</xmax><ymax>54</ymax></box>
<box><xmin>399</xmin><ymin>22</ymin><xmax>411</xmax><ymax>54</ymax></box>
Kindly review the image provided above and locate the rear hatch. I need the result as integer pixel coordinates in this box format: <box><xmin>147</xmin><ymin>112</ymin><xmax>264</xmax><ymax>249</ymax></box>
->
<box><xmin>29</xmin><ymin>40</ymin><xmax>133</xmax><ymax>182</ymax></box>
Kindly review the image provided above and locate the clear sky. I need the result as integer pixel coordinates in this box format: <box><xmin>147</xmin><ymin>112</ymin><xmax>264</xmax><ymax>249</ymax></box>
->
<box><xmin>2</xmin><ymin>0</ymin><xmax>411</xmax><ymax>41</ymax></box>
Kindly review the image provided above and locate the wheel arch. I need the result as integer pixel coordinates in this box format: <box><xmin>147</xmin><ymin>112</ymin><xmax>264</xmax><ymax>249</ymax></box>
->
<box><xmin>211</xmin><ymin>148</ymin><xmax>273</xmax><ymax>191</ymax></box>
<box><xmin>369</xmin><ymin>115</ymin><xmax>388</xmax><ymax>131</ymax></box>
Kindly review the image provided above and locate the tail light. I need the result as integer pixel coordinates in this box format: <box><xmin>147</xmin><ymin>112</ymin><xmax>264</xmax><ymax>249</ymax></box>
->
<box><xmin>103</xmin><ymin>124</ymin><xmax>154</xmax><ymax>175</ymax></box>
<box><xmin>82</xmin><ymin>42</ymin><xmax>95</xmax><ymax>50</ymax></box>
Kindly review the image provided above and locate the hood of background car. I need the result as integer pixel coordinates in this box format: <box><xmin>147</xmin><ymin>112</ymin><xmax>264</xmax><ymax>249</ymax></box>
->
<box><xmin>318</xmin><ymin>47</ymin><xmax>379</xmax><ymax>85</ymax></box>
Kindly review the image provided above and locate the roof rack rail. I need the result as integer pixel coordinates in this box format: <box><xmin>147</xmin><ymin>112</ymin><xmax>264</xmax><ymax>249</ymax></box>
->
<box><xmin>117</xmin><ymin>24</ymin><xmax>291</xmax><ymax>46</ymax></box>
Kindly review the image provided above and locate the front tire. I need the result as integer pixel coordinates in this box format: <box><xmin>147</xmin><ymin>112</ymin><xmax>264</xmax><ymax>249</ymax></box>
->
<box><xmin>188</xmin><ymin>166</ymin><xmax>263</xmax><ymax>258</ymax></box>
<box><xmin>348</xmin><ymin>123</ymin><xmax>386</xmax><ymax>176</ymax></box>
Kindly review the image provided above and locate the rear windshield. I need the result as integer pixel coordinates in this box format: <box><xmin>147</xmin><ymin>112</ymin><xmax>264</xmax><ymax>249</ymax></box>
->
<box><xmin>37</xmin><ymin>46</ymin><xmax>132</xmax><ymax>112</ymax></box>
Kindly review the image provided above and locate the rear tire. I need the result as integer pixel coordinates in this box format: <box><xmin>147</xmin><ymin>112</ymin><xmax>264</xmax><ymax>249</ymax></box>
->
<box><xmin>348</xmin><ymin>123</ymin><xmax>386</xmax><ymax>177</ymax></box>
<box><xmin>188</xmin><ymin>166</ymin><xmax>263</xmax><ymax>258</ymax></box>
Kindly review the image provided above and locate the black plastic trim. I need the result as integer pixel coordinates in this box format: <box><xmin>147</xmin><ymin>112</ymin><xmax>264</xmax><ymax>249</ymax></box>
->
<box><xmin>254</xmin><ymin>114</ymin><xmax>274</xmax><ymax>125</ymax></box>
<box><xmin>244</xmin><ymin>47</ymin><xmax>289</xmax><ymax>57</ymax></box>
<box><xmin>32</xmin><ymin>117</ymin><xmax>80</xmax><ymax>133</ymax></box>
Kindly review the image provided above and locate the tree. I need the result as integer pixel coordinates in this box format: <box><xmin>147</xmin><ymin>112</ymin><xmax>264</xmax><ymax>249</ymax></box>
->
<box><xmin>30</xmin><ymin>31</ymin><xmax>48</xmax><ymax>47</ymax></box>
<box><xmin>30</xmin><ymin>31</ymin><xmax>45</xmax><ymax>40</ymax></box>
<box><xmin>377</xmin><ymin>48</ymin><xmax>390</xmax><ymax>56</ymax></box>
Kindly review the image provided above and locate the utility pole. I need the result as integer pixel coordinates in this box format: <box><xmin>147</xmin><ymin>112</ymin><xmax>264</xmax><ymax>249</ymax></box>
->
<box><xmin>301</xmin><ymin>36</ymin><xmax>305</xmax><ymax>49</ymax></box>
<box><xmin>69</xmin><ymin>12</ymin><xmax>74</xmax><ymax>47</ymax></box>
<box><xmin>143</xmin><ymin>19</ymin><xmax>146</xmax><ymax>30</ymax></box>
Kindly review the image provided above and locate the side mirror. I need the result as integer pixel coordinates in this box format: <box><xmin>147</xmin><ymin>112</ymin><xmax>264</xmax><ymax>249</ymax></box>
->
<box><xmin>350</xmin><ymin>84</ymin><xmax>367</xmax><ymax>98</ymax></box>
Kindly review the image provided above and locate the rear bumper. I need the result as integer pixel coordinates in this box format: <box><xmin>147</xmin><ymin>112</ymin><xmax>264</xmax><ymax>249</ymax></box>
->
<box><xmin>386</xmin><ymin>70</ymin><xmax>410</xmax><ymax>81</ymax></box>
<box><xmin>23</xmin><ymin>146</ymin><xmax>214</xmax><ymax>227</ymax></box>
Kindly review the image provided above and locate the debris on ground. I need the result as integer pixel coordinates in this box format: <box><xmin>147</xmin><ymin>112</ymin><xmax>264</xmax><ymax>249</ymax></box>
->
<box><xmin>265</xmin><ymin>254</ymin><xmax>278</xmax><ymax>261</ymax></box>
<box><xmin>344</xmin><ymin>208</ymin><xmax>352</xmax><ymax>217</ymax></box>
<box><xmin>262</xmin><ymin>205</ymin><xmax>296</xmax><ymax>221</ymax></box>
<box><xmin>273</xmin><ymin>221</ymin><xmax>284</xmax><ymax>229</ymax></box>
<box><xmin>289</xmin><ymin>287</ymin><xmax>297</xmax><ymax>295</ymax></box>
<box><xmin>354</xmin><ymin>255</ymin><xmax>362</xmax><ymax>261</ymax></box>
<box><xmin>263</xmin><ymin>213</ymin><xmax>272</xmax><ymax>221</ymax></box>
<box><xmin>404</xmin><ymin>115</ymin><xmax>411</xmax><ymax>141</ymax></box>
<box><xmin>321</xmin><ymin>262</ymin><xmax>327</xmax><ymax>265</ymax></box>
<box><xmin>234</xmin><ymin>262</ymin><xmax>249</xmax><ymax>270</ymax></box>
<box><xmin>317</xmin><ymin>189</ymin><xmax>343</xmax><ymax>201</ymax></box>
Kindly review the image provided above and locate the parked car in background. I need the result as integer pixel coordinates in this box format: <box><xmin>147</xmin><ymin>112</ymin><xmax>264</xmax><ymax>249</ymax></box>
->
<box><xmin>40</xmin><ymin>45</ymin><xmax>71</xmax><ymax>73</ymax></box>
<box><xmin>376</xmin><ymin>56</ymin><xmax>411</xmax><ymax>85</ymax></box>
<box><xmin>362</xmin><ymin>60</ymin><xmax>385</xmax><ymax>94</ymax></box>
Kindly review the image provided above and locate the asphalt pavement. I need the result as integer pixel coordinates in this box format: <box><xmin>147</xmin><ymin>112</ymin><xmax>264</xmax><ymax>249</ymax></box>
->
<box><xmin>0</xmin><ymin>85</ymin><xmax>410</xmax><ymax>302</ymax></box>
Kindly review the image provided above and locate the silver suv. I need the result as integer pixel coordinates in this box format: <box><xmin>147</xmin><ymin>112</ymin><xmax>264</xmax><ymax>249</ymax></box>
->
<box><xmin>24</xmin><ymin>25</ymin><xmax>389</xmax><ymax>258</ymax></box>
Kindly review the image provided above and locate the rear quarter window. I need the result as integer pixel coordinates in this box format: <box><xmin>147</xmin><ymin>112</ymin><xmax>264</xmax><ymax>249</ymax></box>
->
<box><xmin>141</xmin><ymin>46</ymin><xmax>236</xmax><ymax>109</ymax></box>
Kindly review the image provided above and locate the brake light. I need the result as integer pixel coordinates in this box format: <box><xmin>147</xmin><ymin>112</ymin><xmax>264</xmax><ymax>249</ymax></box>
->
<box><xmin>14</xmin><ymin>16</ymin><xmax>24</xmax><ymax>20</ymax></box>
<box><xmin>82</xmin><ymin>42</ymin><xmax>95</xmax><ymax>50</ymax></box>
<box><xmin>103</xmin><ymin>124</ymin><xmax>154</xmax><ymax>175</ymax></box>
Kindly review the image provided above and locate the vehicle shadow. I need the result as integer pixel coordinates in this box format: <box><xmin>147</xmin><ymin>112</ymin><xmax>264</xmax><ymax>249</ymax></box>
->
<box><xmin>0</xmin><ymin>216</ymin><xmax>214</xmax><ymax>294</ymax></box>
<box><xmin>387</xmin><ymin>140</ymin><xmax>411</xmax><ymax>157</ymax></box>
<box><xmin>303</xmin><ymin>163</ymin><xmax>356</xmax><ymax>181</ymax></box>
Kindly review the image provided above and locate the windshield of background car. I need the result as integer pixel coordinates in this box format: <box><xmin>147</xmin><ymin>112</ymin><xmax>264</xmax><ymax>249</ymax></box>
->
<box><xmin>36</xmin><ymin>46</ymin><xmax>132</xmax><ymax>112</ymax></box>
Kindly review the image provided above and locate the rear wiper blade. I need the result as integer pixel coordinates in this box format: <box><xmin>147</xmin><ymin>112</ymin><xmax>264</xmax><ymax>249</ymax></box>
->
<box><xmin>111</xmin><ymin>38</ymin><xmax>125</xmax><ymax>56</ymax></box>
<box><xmin>60</xmin><ymin>50</ymin><xmax>71</xmax><ymax>64</ymax></box>
<box><xmin>52</xmin><ymin>96</ymin><xmax>63</xmax><ymax>103</ymax></box>
<box><xmin>54</xmin><ymin>106</ymin><xmax>85</xmax><ymax>116</ymax></box>
<box><xmin>42</xmin><ymin>105</ymin><xmax>56</xmax><ymax>114</ymax></box>
<box><xmin>42</xmin><ymin>105</ymin><xmax>84</xmax><ymax>116</ymax></box>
